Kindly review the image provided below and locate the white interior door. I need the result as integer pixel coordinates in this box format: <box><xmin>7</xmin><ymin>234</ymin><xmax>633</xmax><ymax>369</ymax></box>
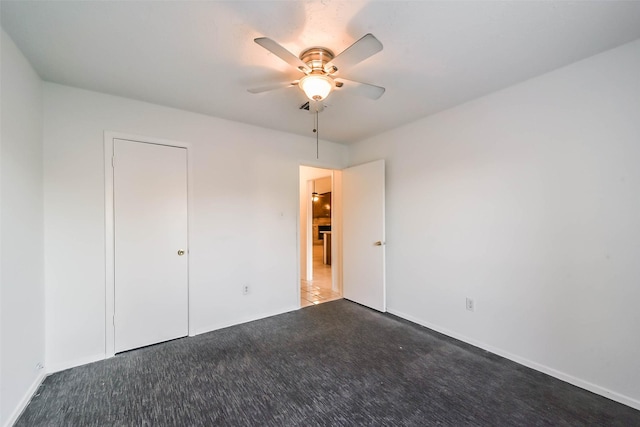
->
<box><xmin>114</xmin><ymin>139</ymin><xmax>188</xmax><ymax>353</ymax></box>
<box><xmin>342</xmin><ymin>159</ymin><xmax>385</xmax><ymax>311</ymax></box>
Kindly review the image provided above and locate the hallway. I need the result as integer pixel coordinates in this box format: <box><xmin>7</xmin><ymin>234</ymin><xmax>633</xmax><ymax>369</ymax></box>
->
<box><xmin>300</xmin><ymin>244</ymin><xmax>341</xmax><ymax>307</ymax></box>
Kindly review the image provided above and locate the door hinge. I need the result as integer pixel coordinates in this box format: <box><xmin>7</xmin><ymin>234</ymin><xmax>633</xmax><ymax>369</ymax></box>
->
<box><xmin>112</xmin><ymin>315</ymin><xmax>115</xmax><ymax>326</ymax></box>
<box><xmin>111</xmin><ymin>156</ymin><xmax>115</xmax><ymax>168</ymax></box>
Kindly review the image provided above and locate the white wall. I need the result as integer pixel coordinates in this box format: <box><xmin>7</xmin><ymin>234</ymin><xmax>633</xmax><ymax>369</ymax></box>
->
<box><xmin>314</xmin><ymin>176</ymin><xmax>331</xmax><ymax>194</ymax></box>
<box><xmin>349</xmin><ymin>39</ymin><xmax>640</xmax><ymax>409</ymax></box>
<box><xmin>43</xmin><ymin>83</ymin><xmax>348</xmax><ymax>372</ymax></box>
<box><xmin>0</xmin><ymin>29</ymin><xmax>45</xmax><ymax>426</ymax></box>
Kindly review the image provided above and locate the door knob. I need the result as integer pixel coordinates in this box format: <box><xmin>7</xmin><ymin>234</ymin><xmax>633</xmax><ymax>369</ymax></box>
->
<box><xmin>374</xmin><ymin>241</ymin><xmax>383</xmax><ymax>246</ymax></box>
<box><xmin>177</xmin><ymin>249</ymin><xmax>185</xmax><ymax>256</ymax></box>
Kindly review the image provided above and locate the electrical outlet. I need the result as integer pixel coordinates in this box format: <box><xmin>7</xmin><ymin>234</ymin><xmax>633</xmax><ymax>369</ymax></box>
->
<box><xmin>242</xmin><ymin>284</ymin><xmax>250</xmax><ymax>295</ymax></box>
<box><xmin>466</xmin><ymin>298</ymin><xmax>475</xmax><ymax>312</ymax></box>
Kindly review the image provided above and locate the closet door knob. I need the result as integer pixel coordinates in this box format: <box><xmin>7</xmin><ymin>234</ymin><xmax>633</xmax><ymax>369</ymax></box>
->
<box><xmin>177</xmin><ymin>249</ymin><xmax>185</xmax><ymax>256</ymax></box>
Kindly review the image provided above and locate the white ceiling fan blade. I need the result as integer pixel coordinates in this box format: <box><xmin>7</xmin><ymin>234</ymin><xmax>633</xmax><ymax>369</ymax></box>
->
<box><xmin>335</xmin><ymin>78</ymin><xmax>385</xmax><ymax>100</ymax></box>
<box><xmin>254</xmin><ymin>37</ymin><xmax>311</xmax><ymax>73</ymax></box>
<box><xmin>247</xmin><ymin>81</ymin><xmax>297</xmax><ymax>94</ymax></box>
<box><xmin>325</xmin><ymin>34</ymin><xmax>383</xmax><ymax>73</ymax></box>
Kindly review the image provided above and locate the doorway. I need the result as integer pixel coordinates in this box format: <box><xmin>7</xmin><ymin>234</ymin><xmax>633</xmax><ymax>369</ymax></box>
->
<box><xmin>298</xmin><ymin>160</ymin><xmax>386</xmax><ymax>312</ymax></box>
<box><xmin>299</xmin><ymin>166</ymin><xmax>342</xmax><ymax>307</ymax></box>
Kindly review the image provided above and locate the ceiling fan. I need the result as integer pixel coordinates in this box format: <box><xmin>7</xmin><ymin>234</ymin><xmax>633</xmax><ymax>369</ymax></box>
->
<box><xmin>248</xmin><ymin>33</ymin><xmax>385</xmax><ymax>110</ymax></box>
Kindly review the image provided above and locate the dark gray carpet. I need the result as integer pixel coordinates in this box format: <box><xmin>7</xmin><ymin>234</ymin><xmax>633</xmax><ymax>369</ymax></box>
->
<box><xmin>16</xmin><ymin>300</ymin><xmax>640</xmax><ymax>426</ymax></box>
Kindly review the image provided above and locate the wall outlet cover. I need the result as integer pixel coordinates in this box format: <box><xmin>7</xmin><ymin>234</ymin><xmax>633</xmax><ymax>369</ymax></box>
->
<box><xmin>466</xmin><ymin>298</ymin><xmax>475</xmax><ymax>312</ymax></box>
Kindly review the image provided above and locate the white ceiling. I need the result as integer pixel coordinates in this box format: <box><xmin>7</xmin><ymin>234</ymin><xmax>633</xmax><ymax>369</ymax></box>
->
<box><xmin>2</xmin><ymin>1</ymin><xmax>640</xmax><ymax>144</ymax></box>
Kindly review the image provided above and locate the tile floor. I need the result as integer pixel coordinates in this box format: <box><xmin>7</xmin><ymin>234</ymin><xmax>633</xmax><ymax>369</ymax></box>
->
<box><xmin>300</xmin><ymin>244</ymin><xmax>342</xmax><ymax>307</ymax></box>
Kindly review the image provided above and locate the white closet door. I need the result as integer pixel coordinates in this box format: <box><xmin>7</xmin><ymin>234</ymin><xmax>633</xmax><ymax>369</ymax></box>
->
<box><xmin>114</xmin><ymin>139</ymin><xmax>188</xmax><ymax>353</ymax></box>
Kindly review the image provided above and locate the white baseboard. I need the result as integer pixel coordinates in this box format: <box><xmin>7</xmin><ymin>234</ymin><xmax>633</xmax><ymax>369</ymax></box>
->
<box><xmin>3</xmin><ymin>370</ymin><xmax>46</xmax><ymax>427</ymax></box>
<box><xmin>46</xmin><ymin>353</ymin><xmax>105</xmax><ymax>375</ymax></box>
<box><xmin>387</xmin><ymin>308</ymin><xmax>640</xmax><ymax>411</ymax></box>
<box><xmin>192</xmin><ymin>305</ymin><xmax>300</xmax><ymax>337</ymax></box>
<box><xmin>47</xmin><ymin>306</ymin><xmax>301</xmax><ymax>373</ymax></box>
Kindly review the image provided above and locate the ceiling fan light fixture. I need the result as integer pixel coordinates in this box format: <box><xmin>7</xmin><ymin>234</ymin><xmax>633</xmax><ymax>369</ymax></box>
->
<box><xmin>299</xmin><ymin>74</ymin><xmax>335</xmax><ymax>101</ymax></box>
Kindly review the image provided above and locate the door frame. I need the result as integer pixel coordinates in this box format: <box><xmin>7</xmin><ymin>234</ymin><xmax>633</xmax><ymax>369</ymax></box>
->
<box><xmin>304</xmin><ymin>178</ymin><xmax>314</xmax><ymax>281</ymax></box>
<box><xmin>103</xmin><ymin>131</ymin><xmax>194</xmax><ymax>357</ymax></box>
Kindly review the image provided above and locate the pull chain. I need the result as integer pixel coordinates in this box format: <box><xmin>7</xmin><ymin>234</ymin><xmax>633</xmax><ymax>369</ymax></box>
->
<box><xmin>316</xmin><ymin>110</ymin><xmax>319</xmax><ymax>159</ymax></box>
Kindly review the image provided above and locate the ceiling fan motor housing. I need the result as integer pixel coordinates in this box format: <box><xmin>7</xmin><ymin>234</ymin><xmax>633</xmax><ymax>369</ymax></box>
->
<box><xmin>299</xmin><ymin>47</ymin><xmax>335</xmax><ymax>73</ymax></box>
